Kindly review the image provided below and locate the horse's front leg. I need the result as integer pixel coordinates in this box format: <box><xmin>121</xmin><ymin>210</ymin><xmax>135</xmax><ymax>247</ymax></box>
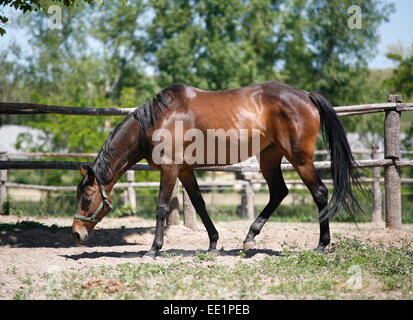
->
<box><xmin>145</xmin><ymin>164</ymin><xmax>180</xmax><ymax>259</ymax></box>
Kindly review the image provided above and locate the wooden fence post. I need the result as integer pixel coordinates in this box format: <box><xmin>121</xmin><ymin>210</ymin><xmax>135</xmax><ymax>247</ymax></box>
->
<box><xmin>126</xmin><ymin>170</ymin><xmax>136</xmax><ymax>212</ymax></box>
<box><xmin>167</xmin><ymin>181</ymin><xmax>180</xmax><ymax>226</ymax></box>
<box><xmin>384</xmin><ymin>94</ymin><xmax>402</xmax><ymax>229</ymax></box>
<box><xmin>183</xmin><ymin>188</ymin><xmax>197</xmax><ymax>230</ymax></box>
<box><xmin>237</xmin><ymin>172</ymin><xmax>255</xmax><ymax>220</ymax></box>
<box><xmin>371</xmin><ymin>144</ymin><xmax>382</xmax><ymax>223</ymax></box>
<box><xmin>0</xmin><ymin>151</ymin><xmax>8</xmax><ymax>214</ymax></box>
<box><xmin>245</xmin><ymin>180</ymin><xmax>255</xmax><ymax>220</ymax></box>
<box><xmin>210</xmin><ymin>171</ymin><xmax>216</xmax><ymax>214</ymax></box>
<box><xmin>123</xmin><ymin>190</ymin><xmax>128</xmax><ymax>207</ymax></box>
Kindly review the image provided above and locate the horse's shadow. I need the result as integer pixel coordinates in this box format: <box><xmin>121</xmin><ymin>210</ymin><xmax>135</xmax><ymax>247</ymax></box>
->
<box><xmin>0</xmin><ymin>225</ymin><xmax>155</xmax><ymax>248</ymax></box>
<box><xmin>62</xmin><ymin>248</ymin><xmax>282</xmax><ymax>261</ymax></box>
<box><xmin>0</xmin><ymin>221</ymin><xmax>282</xmax><ymax>259</ymax></box>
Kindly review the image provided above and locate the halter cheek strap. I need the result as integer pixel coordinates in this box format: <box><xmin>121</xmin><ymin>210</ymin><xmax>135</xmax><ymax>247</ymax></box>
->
<box><xmin>74</xmin><ymin>183</ymin><xmax>113</xmax><ymax>223</ymax></box>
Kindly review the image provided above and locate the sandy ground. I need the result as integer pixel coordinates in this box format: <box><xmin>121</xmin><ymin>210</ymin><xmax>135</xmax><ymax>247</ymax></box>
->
<box><xmin>0</xmin><ymin>215</ymin><xmax>412</xmax><ymax>299</ymax></box>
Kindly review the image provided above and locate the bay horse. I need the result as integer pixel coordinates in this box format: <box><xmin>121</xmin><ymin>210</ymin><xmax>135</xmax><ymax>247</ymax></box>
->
<box><xmin>72</xmin><ymin>81</ymin><xmax>363</xmax><ymax>258</ymax></box>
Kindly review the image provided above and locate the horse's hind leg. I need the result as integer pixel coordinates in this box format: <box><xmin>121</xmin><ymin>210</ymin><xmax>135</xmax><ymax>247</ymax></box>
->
<box><xmin>178</xmin><ymin>168</ymin><xmax>220</xmax><ymax>254</ymax></box>
<box><xmin>291</xmin><ymin>159</ymin><xmax>330</xmax><ymax>253</ymax></box>
<box><xmin>243</xmin><ymin>144</ymin><xmax>288</xmax><ymax>252</ymax></box>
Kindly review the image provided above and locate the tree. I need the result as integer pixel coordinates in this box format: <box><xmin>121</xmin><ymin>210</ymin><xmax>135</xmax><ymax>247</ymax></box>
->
<box><xmin>385</xmin><ymin>53</ymin><xmax>413</xmax><ymax>100</ymax></box>
<box><xmin>280</xmin><ymin>0</ymin><xmax>394</xmax><ymax>103</ymax></box>
<box><xmin>148</xmin><ymin>0</ymin><xmax>394</xmax><ymax>145</ymax></box>
<box><xmin>147</xmin><ymin>0</ymin><xmax>284</xmax><ymax>90</ymax></box>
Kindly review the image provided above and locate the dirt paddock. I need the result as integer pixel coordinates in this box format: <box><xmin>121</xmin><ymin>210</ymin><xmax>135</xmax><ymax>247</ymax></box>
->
<box><xmin>0</xmin><ymin>215</ymin><xmax>412</xmax><ymax>299</ymax></box>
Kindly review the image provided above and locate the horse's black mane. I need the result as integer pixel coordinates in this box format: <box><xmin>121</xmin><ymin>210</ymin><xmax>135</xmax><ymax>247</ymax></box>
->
<box><xmin>133</xmin><ymin>83</ymin><xmax>185</xmax><ymax>144</ymax></box>
<box><xmin>79</xmin><ymin>84</ymin><xmax>185</xmax><ymax>186</ymax></box>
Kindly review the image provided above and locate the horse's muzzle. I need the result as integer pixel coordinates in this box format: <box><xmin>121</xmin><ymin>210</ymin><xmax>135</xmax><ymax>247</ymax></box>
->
<box><xmin>72</xmin><ymin>223</ymin><xmax>88</xmax><ymax>244</ymax></box>
<box><xmin>72</xmin><ymin>231</ymin><xmax>88</xmax><ymax>244</ymax></box>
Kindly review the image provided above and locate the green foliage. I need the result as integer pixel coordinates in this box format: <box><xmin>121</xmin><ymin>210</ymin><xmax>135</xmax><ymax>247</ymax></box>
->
<box><xmin>3</xmin><ymin>0</ymin><xmax>396</xmax><ymax>125</ymax></box>
<box><xmin>1</xmin><ymin>195</ymin><xmax>11</xmax><ymax>215</ymax></box>
<box><xmin>111</xmin><ymin>204</ymin><xmax>135</xmax><ymax>218</ymax></box>
<box><xmin>148</xmin><ymin>0</ymin><xmax>394</xmax><ymax>103</ymax></box>
<box><xmin>278</xmin><ymin>0</ymin><xmax>395</xmax><ymax>140</ymax></box>
<box><xmin>280</xmin><ymin>1</ymin><xmax>393</xmax><ymax>98</ymax></box>
<box><xmin>148</xmin><ymin>0</ymin><xmax>277</xmax><ymax>90</ymax></box>
<box><xmin>385</xmin><ymin>52</ymin><xmax>413</xmax><ymax>100</ymax></box>
<box><xmin>194</xmin><ymin>251</ymin><xmax>216</xmax><ymax>262</ymax></box>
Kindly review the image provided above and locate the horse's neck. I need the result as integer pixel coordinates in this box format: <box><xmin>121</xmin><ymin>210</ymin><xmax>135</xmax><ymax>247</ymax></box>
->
<box><xmin>103</xmin><ymin>153</ymin><xmax>134</xmax><ymax>192</ymax></box>
<box><xmin>96</xmin><ymin>116</ymin><xmax>143</xmax><ymax>192</ymax></box>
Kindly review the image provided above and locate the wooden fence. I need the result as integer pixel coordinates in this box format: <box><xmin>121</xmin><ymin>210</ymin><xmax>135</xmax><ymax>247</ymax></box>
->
<box><xmin>1</xmin><ymin>149</ymin><xmax>413</xmax><ymax>226</ymax></box>
<box><xmin>1</xmin><ymin>94</ymin><xmax>413</xmax><ymax>230</ymax></box>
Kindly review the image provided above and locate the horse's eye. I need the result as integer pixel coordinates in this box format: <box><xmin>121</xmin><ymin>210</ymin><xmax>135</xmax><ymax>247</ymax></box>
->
<box><xmin>84</xmin><ymin>198</ymin><xmax>92</xmax><ymax>204</ymax></box>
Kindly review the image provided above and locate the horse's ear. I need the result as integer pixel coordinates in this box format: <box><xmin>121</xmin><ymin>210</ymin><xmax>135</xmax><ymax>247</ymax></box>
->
<box><xmin>80</xmin><ymin>166</ymin><xmax>87</xmax><ymax>177</ymax></box>
<box><xmin>86</xmin><ymin>165</ymin><xmax>96</xmax><ymax>180</ymax></box>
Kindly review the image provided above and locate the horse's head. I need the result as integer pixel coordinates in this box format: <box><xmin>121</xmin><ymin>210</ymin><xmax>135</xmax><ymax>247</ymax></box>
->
<box><xmin>72</xmin><ymin>165</ymin><xmax>112</xmax><ymax>244</ymax></box>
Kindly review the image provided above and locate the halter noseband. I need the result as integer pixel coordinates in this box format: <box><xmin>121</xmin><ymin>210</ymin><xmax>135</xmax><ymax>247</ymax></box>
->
<box><xmin>74</xmin><ymin>181</ymin><xmax>113</xmax><ymax>223</ymax></box>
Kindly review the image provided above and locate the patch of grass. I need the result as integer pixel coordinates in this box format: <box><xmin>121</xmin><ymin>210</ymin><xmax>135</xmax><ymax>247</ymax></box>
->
<box><xmin>194</xmin><ymin>251</ymin><xmax>216</xmax><ymax>262</ymax></box>
<box><xmin>268</xmin><ymin>279</ymin><xmax>339</xmax><ymax>298</ymax></box>
<box><xmin>329</xmin><ymin>238</ymin><xmax>413</xmax><ymax>294</ymax></box>
<box><xmin>21</xmin><ymin>276</ymin><xmax>32</xmax><ymax>285</ymax></box>
<box><xmin>13</xmin><ymin>290</ymin><xmax>28</xmax><ymax>300</ymax></box>
<box><xmin>161</xmin><ymin>252</ymin><xmax>177</xmax><ymax>259</ymax></box>
<box><xmin>237</xmin><ymin>250</ymin><xmax>246</xmax><ymax>258</ymax></box>
<box><xmin>14</xmin><ymin>238</ymin><xmax>413</xmax><ymax>300</ymax></box>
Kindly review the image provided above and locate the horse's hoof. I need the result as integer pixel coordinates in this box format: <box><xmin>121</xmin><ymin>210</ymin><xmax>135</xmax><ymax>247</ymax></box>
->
<box><xmin>243</xmin><ymin>241</ymin><xmax>256</xmax><ymax>253</ymax></box>
<box><xmin>208</xmin><ymin>248</ymin><xmax>220</xmax><ymax>256</ymax></box>
<box><xmin>142</xmin><ymin>252</ymin><xmax>156</xmax><ymax>262</ymax></box>
<box><xmin>313</xmin><ymin>247</ymin><xmax>326</xmax><ymax>255</ymax></box>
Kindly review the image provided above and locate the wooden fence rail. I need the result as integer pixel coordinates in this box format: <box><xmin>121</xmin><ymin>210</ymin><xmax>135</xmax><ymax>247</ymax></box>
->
<box><xmin>1</xmin><ymin>94</ymin><xmax>413</xmax><ymax>229</ymax></box>
<box><xmin>1</xmin><ymin>158</ymin><xmax>413</xmax><ymax>172</ymax></box>
<box><xmin>1</xmin><ymin>153</ymin><xmax>413</xmax><ymax>226</ymax></box>
<box><xmin>5</xmin><ymin>150</ymin><xmax>413</xmax><ymax>159</ymax></box>
<box><xmin>0</xmin><ymin>102</ymin><xmax>134</xmax><ymax>116</ymax></box>
<box><xmin>1</xmin><ymin>101</ymin><xmax>413</xmax><ymax>117</ymax></box>
<box><xmin>8</xmin><ymin>177</ymin><xmax>413</xmax><ymax>191</ymax></box>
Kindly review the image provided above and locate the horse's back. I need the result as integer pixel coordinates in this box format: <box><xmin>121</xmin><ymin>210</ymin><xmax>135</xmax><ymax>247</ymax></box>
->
<box><xmin>167</xmin><ymin>82</ymin><xmax>318</xmax><ymax>131</ymax></box>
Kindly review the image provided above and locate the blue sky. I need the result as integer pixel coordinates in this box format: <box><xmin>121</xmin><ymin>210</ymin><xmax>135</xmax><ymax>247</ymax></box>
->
<box><xmin>369</xmin><ymin>0</ymin><xmax>413</xmax><ymax>69</ymax></box>
<box><xmin>1</xmin><ymin>0</ymin><xmax>413</xmax><ymax>70</ymax></box>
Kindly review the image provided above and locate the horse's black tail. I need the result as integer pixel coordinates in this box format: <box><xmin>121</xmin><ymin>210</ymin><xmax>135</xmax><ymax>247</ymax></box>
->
<box><xmin>309</xmin><ymin>92</ymin><xmax>365</xmax><ymax>222</ymax></box>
